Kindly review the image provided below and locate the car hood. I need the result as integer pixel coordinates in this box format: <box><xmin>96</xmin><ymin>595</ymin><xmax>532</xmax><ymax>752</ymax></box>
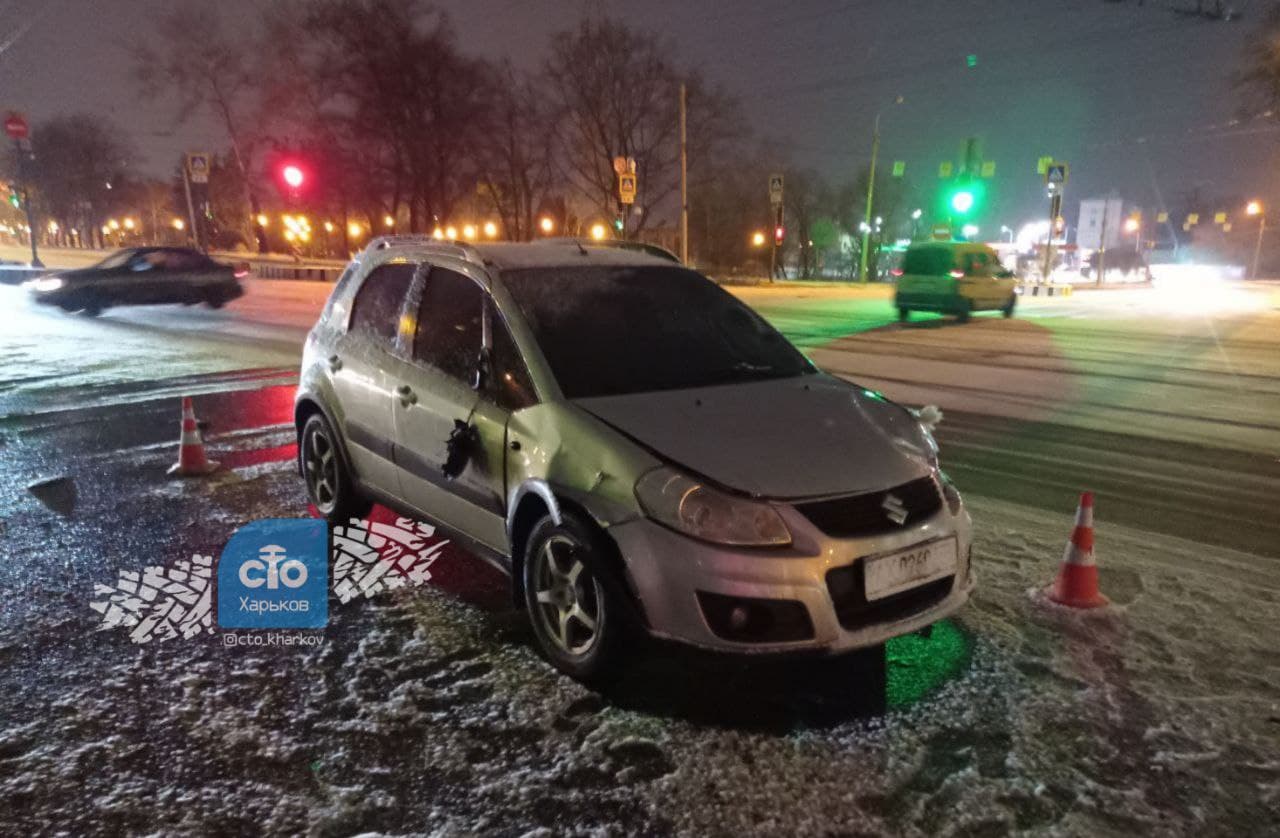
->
<box><xmin>573</xmin><ymin>373</ymin><xmax>934</xmax><ymax>499</ymax></box>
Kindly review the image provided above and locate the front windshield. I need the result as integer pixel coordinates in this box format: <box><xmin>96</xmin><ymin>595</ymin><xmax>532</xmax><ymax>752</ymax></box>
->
<box><xmin>94</xmin><ymin>249</ymin><xmax>137</xmax><ymax>269</ymax></box>
<box><xmin>501</xmin><ymin>265</ymin><xmax>813</xmax><ymax>399</ymax></box>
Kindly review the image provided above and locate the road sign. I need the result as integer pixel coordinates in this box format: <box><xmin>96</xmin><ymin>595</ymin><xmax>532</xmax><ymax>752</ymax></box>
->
<box><xmin>891</xmin><ymin>161</ymin><xmax>906</xmax><ymax>178</ymax></box>
<box><xmin>1036</xmin><ymin>156</ymin><xmax>1053</xmax><ymax>175</ymax></box>
<box><xmin>1157</xmin><ymin>211</ymin><xmax>1169</xmax><ymax>223</ymax></box>
<box><xmin>186</xmin><ymin>152</ymin><xmax>210</xmax><ymax>184</ymax></box>
<box><xmin>618</xmin><ymin>172</ymin><xmax>637</xmax><ymax>205</ymax></box>
<box><xmin>4</xmin><ymin>112</ymin><xmax>28</xmax><ymax>141</ymax></box>
<box><xmin>981</xmin><ymin>161</ymin><xmax>996</xmax><ymax>178</ymax></box>
<box><xmin>938</xmin><ymin>161</ymin><xmax>953</xmax><ymax>178</ymax></box>
<box><xmin>1045</xmin><ymin>163</ymin><xmax>1068</xmax><ymax>186</ymax></box>
<box><xmin>1187</xmin><ymin>213</ymin><xmax>1199</xmax><ymax>225</ymax></box>
<box><xmin>768</xmin><ymin>173</ymin><xmax>784</xmax><ymax>206</ymax></box>
<box><xmin>1214</xmin><ymin>211</ymin><xmax>1227</xmax><ymax>224</ymax></box>
<box><xmin>931</xmin><ymin>225</ymin><xmax>951</xmax><ymax>241</ymax></box>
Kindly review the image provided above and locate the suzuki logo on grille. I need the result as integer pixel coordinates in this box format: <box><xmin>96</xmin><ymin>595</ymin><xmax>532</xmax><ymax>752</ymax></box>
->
<box><xmin>882</xmin><ymin>493</ymin><xmax>909</xmax><ymax>525</ymax></box>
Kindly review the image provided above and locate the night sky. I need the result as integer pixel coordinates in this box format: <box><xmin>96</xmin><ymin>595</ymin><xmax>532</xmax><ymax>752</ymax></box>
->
<box><xmin>1</xmin><ymin>0</ymin><xmax>1273</xmax><ymax>228</ymax></box>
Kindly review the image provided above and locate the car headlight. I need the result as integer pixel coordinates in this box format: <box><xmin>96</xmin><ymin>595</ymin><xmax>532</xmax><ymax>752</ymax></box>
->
<box><xmin>30</xmin><ymin>277</ymin><xmax>64</xmax><ymax>292</ymax></box>
<box><xmin>634</xmin><ymin>466</ymin><xmax>791</xmax><ymax>547</ymax></box>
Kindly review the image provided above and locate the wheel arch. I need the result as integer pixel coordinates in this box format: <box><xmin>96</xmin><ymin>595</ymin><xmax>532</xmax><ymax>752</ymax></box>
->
<box><xmin>506</xmin><ymin>480</ymin><xmax>648</xmax><ymax>629</ymax></box>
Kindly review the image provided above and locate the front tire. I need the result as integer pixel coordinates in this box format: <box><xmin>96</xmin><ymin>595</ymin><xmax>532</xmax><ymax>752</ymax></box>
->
<box><xmin>955</xmin><ymin>299</ymin><xmax>971</xmax><ymax>323</ymax></box>
<box><xmin>1001</xmin><ymin>295</ymin><xmax>1016</xmax><ymax>318</ymax></box>
<box><xmin>897</xmin><ymin>306</ymin><xmax>910</xmax><ymax>322</ymax></box>
<box><xmin>523</xmin><ymin>511</ymin><xmax>631</xmax><ymax>683</ymax></box>
<box><xmin>300</xmin><ymin>412</ymin><xmax>370</xmax><ymax>523</ymax></box>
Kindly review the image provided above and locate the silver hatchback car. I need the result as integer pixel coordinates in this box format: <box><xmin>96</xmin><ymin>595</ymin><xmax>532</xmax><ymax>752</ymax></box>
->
<box><xmin>296</xmin><ymin>240</ymin><xmax>974</xmax><ymax>681</ymax></box>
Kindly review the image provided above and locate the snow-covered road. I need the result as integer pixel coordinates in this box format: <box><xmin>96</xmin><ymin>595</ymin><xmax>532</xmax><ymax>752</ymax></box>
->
<box><xmin>2</xmin><ymin>271</ymin><xmax>1279</xmax><ymax>834</ymax></box>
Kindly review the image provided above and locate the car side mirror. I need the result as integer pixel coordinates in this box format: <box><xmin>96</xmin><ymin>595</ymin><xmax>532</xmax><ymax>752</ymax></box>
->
<box><xmin>129</xmin><ymin>260</ymin><xmax>152</xmax><ymax>272</ymax></box>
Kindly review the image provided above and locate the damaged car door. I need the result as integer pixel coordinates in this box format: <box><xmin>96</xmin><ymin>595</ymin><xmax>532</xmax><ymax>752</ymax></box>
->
<box><xmin>386</xmin><ymin>265</ymin><xmax>513</xmax><ymax>552</ymax></box>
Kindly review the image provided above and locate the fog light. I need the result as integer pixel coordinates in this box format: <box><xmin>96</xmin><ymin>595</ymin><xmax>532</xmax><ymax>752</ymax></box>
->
<box><xmin>728</xmin><ymin>606</ymin><xmax>750</xmax><ymax>630</ymax></box>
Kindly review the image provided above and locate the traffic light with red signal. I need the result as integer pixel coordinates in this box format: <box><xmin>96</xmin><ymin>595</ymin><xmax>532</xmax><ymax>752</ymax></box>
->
<box><xmin>275</xmin><ymin>160</ymin><xmax>308</xmax><ymax>198</ymax></box>
<box><xmin>774</xmin><ymin>225</ymin><xmax>785</xmax><ymax>246</ymax></box>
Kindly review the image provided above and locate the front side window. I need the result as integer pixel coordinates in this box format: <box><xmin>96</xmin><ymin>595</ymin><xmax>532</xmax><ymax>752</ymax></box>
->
<box><xmin>501</xmin><ymin>265</ymin><xmax>813</xmax><ymax>399</ymax></box>
<box><xmin>488</xmin><ymin>310</ymin><xmax>537</xmax><ymax>410</ymax></box>
<box><xmin>348</xmin><ymin>262</ymin><xmax>416</xmax><ymax>346</ymax></box>
<box><xmin>413</xmin><ymin>268</ymin><xmax>483</xmax><ymax>382</ymax></box>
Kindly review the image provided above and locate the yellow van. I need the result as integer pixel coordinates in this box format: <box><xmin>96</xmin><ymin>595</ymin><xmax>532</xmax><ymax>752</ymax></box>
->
<box><xmin>892</xmin><ymin>241</ymin><xmax>1018</xmax><ymax>322</ymax></box>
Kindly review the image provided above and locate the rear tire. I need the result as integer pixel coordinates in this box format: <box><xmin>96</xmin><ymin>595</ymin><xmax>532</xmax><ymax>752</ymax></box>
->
<box><xmin>80</xmin><ymin>301</ymin><xmax>102</xmax><ymax>318</ymax></box>
<box><xmin>523</xmin><ymin>510</ymin><xmax>633</xmax><ymax>683</ymax></box>
<box><xmin>955</xmin><ymin>300</ymin><xmax>971</xmax><ymax>323</ymax></box>
<box><xmin>897</xmin><ymin>306</ymin><xmax>910</xmax><ymax>322</ymax></box>
<box><xmin>205</xmin><ymin>290</ymin><xmax>226</xmax><ymax>309</ymax></box>
<box><xmin>1001</xmin><ymin>295</ymin><xmax>1016</xmax><ymax>318</ymax></box>
<box><xmin>300</xmin><ymin>412</ymin><xmax>370</xmax><ymax>523</ymax></box>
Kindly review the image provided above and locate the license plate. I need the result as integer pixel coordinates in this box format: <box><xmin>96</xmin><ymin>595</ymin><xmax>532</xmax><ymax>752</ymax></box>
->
<box><xmin>863</xmin><ymin>538</ymin><xmax>958</xmax><ymax>601</ymax></box>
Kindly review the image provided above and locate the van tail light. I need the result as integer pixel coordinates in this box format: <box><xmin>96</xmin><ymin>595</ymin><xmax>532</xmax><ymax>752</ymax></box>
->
<box><xmin>949</xmin><ymin>270</ymin><xmax>964</xmax><ymax>279</ymax></box>
<box><xmin>233</xmin><ymin>262</ymin><xmax>250</xmax><ymax>279</ymax></box>
<box><xmin>890</xmin><ymin>268</ymin><xmax>903</xmax><ymax>277</ymax></box>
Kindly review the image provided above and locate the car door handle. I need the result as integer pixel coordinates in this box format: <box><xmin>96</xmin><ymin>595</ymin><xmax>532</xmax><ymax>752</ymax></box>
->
<box><xmin>395</xmin><ymin>384</ymin><xmax>417</xmax><ymax>406</ymax></box>
<box><xmin>327</xmin><ymin>354</ymin><xmax>343</xmax><ymax>372</ymax></box>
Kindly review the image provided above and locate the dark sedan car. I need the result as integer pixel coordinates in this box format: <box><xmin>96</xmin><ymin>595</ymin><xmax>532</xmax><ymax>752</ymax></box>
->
<box><xmin>26</xmin><ymin>247</ymin><xmax>246</xmax><ymax>316</ymax></box>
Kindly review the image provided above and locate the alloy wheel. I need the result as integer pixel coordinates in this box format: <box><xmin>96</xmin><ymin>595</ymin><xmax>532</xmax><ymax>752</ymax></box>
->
<box><xmin>304</xmin><ymin>423</ymin><xmax>339</xmax><ymax>512</ymax></box>
<box><xmin>531</xmin><ymin>534</ymin><xmax>603</xmax><ymax>657</ymax></box>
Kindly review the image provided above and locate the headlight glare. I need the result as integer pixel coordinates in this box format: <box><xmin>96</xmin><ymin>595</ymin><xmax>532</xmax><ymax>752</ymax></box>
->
<box><xmin>635</xmin><ymin>467</ymin><xmax>791</xmax><ymax>547</ymax></box>
<box><xmin>31</xmin><ymin>277</ymin><xmax>64</xmax><ymax>292</ymax></box>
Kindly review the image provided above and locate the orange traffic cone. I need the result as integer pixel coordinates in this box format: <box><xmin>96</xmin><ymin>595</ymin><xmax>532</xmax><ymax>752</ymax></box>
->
<box><xmin>1047</xmin><ymin>492</ymin><xmax>1108</xmax><ymax>608</ymax></box>
<box><xmin>167</xmin><ymin>397</ymin><xmax>219</xmax><ymax>477</ymax></box>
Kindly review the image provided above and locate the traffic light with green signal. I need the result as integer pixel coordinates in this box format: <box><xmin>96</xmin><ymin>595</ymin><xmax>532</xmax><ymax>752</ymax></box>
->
<box><xmin>7</xmin><ymin>189</ymin><xmax>19</xmax><ymax>209</ymax></box>
<box><xmin>940</xmin><ymin>179</ymin><xmax>985</xmax><ymax>220</ymax></box>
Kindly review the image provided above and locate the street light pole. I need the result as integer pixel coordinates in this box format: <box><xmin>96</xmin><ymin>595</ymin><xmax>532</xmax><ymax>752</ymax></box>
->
<box><xmin>858</xmin><ymin>96</ymin><xmax>902</xmax><ymax>283</ymax></box>
<box><xmin>858</xmin><ymin>112</ymin><xmax>880</xmax><ymax>284</ymax></box>
<box><xmin>1252</xmin><ymin>213</ymin><xmax>1265</xmax><ymax>280</ymax></box>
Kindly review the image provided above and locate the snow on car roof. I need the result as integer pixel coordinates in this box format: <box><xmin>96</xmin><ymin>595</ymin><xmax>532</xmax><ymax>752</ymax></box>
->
<box><xmin>369</xmin><ymin>239</ymin><xmax>676</xmax><ymax>271</ymax></box>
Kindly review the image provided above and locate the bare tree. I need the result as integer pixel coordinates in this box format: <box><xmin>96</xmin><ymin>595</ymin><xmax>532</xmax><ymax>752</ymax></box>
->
<box><xmin>133</xmin><ymin>4</ymin><xmax>266</xmax><ymax>250</ymax></box>
<box><xmin>29</xmin><ymin>114</ymin><xmax>131</xmax><ymax>248</ymax></box>
<box><xmin>1237</xmin><ymin>6</ymin><xmax>1280</xmax><ymax>113</ymax></box>
<box><xmin>546</xmin><ymin>19</ymin><xmax>742</xmax><ymax>237</ymax></box>
<box><xmin>475</xmin><ymin>62</ymin><xmax>555</xmax><ymax>241</ymax></box>
<box><xmin>267</xmin><ymin>0</ymin><xmax>490</xmax><ymax>233</ymax></box>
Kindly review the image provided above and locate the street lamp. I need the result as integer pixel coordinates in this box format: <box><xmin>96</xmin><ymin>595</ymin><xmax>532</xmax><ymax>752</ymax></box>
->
<box><xmin>751</xmin><ymin>231</ymin><xmax>766</xmax><ymax>247</ymax></box>
<box><xmin>347</xmin><ymin>221</ymin><xmax>364</xmax><ymax>239</ymax></box>
<box><xmin>859</xmin><ymin>95</ymin><xmax>904</xmax><ymax>282</ymax></box>
<box><xmin>445</xmin><ymin>225</ymin><xmax>458</xmax><ymax>239</ymax></box>
<box><xmin>462</xmin><ymin>224</ymin><xmax>477</xmax><ymax>240</ymax></box>
<box><xmin>1247</xmin><ymin>200</ymin><xmax>1265</xmax><ymax>279</ymax></box>
<box><xmin>539</xmin><ymin>216</ymin><xmax>555</xmax><ymax>235</ymax></box>
<box><xmin>589</xmin><ymin>223</ymin><xmax>607</xmax><ymax>241</ymax></box>
<box><xmin>483</xmin><ymin>221</ymin><xmax>498</xmax><ymax>238</ymax></box>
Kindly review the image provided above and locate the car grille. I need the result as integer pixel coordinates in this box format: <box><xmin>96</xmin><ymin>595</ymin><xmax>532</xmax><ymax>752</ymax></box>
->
<box><xmin>826</xmin><ymin>565</ymin><xmax>954</xmax><ymax>631</ymax></box>
<box><xmin>793</xmin><ymin>476</ymin><xmax>942</xmax><ymax>539</ymax></box>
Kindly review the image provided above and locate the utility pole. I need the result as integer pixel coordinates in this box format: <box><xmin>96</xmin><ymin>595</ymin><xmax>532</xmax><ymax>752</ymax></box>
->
<box><xmin>679</xmin><ymin>82</ymin><xmax>688</xmax><ymax>264</ymax></box>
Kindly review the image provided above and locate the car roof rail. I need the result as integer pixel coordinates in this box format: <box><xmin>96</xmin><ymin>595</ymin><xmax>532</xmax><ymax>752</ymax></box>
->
<box><xmin>537</xmin><ymin>237</ymin><xmax>682</xmax><ymax>263</ymax></box>
<box><xmin>360</xmin><ymin>234</ymin><xmax>484</xmax><ymax>266</ymax></box>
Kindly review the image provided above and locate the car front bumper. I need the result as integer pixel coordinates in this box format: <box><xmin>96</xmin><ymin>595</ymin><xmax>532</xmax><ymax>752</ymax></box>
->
<box><xmin>608</xmin><ymin>493</ymin><xmax>974</xmax><ymax>655</ymax></box>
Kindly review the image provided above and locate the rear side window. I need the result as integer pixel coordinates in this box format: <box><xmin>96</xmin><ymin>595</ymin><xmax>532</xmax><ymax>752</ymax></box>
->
<box><xmin>413</xmin><ymin>268</ymin><xmax>483</xmax><ymax>382</ymax></box>
<box><xmin>902</xmin><ymin>248</ymin><xmax>951</xmax><ymax>276</ymax></box>
<box><xmin>349</xmin><ymin>262</ymin><xmax>416</xmax><ymax>346</ymax></box>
